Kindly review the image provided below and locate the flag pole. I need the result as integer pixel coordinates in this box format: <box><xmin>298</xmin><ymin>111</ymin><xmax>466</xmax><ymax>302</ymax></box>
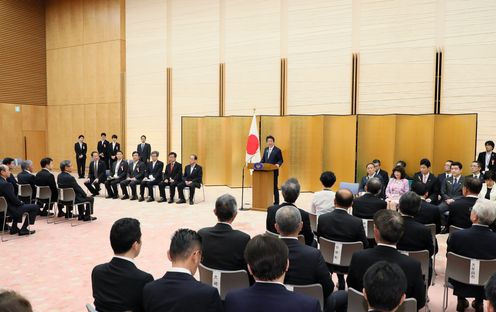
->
<box><xmin>240</xmin><ymin>108</ymin><xmax>257</xmax><ymax>211</ymax></box>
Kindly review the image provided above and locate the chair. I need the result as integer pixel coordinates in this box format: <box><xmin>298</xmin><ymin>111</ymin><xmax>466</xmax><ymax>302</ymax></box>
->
<box><xmin>361</xmin><ymin>219</ymin><xmax>375</xmax><ymax>240</ymax></box>
<box><xmin>339</xmin><ymin>182</ymin><xmax>359</xmax><ymax>195</ymax></box>
<box><xmin>399</xmin><ymin>249</ymin><xmax>430</xmax><ymax>293</ymax></box>
<box><xmin>424</xmin><ymin>223</ymin><xmax>437</xmax><ymax>285</ymax></box>
<box><xmin>449</xmin><ymin>225</ymin><xmax>463</xmax><ymax>234</ymax></box>
<box><xmin>286</xmin><ymin>284</ymin><xmax>323</xmax><ymax>311</ymax></box>
<box><xmin>0</xmin><ymin>196</ymin><xmax>31</xmax><ymax>242</ymax></box>
<box><xmin>183</xmin><ymin>183</ymin><xmax>206</xmax><ymax>203</ymax></box>
<box><xmin>17</xmin><ymin>184</ymin><xmax>33</xmax><ymax>203</ymax></box>
<box><xmin>442</xmin><ymin>252</ymin><xmax>496</xmax><ymax>311</ymax></box>
<box><xmin>35</xmin><ymin>186</ymin><xmax>55</xmax><ymax>223</ymax></box>
<box><xmin>85</xmin><ymin>303</ymin><xmax>97</xmax><ymax>312</ymax></box>
<box><xmin>348</xmin><ymin>287</ymin><xmax>417</xmax><ymax>312</ymax></box>
<box><xmin>309</xmin><ymin>212</ymin><xmax>318</xmax><ymax>233</ymax></box>
<box><xmin>318</xmin><ymin>237</ymin><xmax>363</xmax><ymax>275</ymax></box>
<box><xmin>57</xmin><ymin>188</ymin><xmax>93</xmax><ymax>226</ymax></box>
<box><xmin>198</xmin><ymin>263</ymin><xmax>249</xmax><ymax>300</ymax></box>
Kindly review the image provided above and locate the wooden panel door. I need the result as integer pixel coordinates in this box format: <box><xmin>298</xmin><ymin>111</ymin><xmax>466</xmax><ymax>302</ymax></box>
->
<box><xmin>23</xmin><ymin>130</ymin><xmax>47</xmax><ymax>172</ymax></box>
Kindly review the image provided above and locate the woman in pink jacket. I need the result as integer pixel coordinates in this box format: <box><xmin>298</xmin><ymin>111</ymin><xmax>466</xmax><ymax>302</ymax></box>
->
<box><xmin>385</xmin><ymin>166</ymin><xmax>410</xmax><ymax>210</ymax></box>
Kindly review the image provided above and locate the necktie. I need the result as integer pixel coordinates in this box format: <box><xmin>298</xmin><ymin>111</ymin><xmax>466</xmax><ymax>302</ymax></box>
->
<box><xmin>94</xmin><ymin>161</ymin><xmax>97</xmax><ymax>177</ymax></box>
<box><xmin>141</xmin><ymin>143</ymin><xmax>144</xmax><ymax>150</ymax></box>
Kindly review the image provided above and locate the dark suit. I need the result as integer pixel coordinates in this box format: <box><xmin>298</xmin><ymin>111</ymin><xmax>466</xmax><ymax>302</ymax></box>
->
<box><xmin>57</xmin><ymin>171</ymin><xmax>94</xmax><ymax>218</ymax></box>
<box><xmin>143</xmin><ymin>271</ymin><xmax>223</xmax><ymax>312</ymax></box>
<box><xmin>34</xmin><ymin>168</ymin><xmax>60</xmax><ymax>212</ymax></box>
<box><xmin>140</xmin><ymin>160</ymin><xmax>164</xmax><ymax>199</ymax></box>
<box><xmin>97</xmin><ymin>140</ymin><xmax>110</xmax><ymax>165</ymax></box>
<box><xmin>121</xmin><ymin>161</ymin><xmax>146</xmax><ymax>198</ymax></box>
<box><xmin>376</xmin><ymin>169</ymin><xmax>389</xmax><ymax>187</ymax></box>
<box><xmin>413</xmin><ymin>172</ymin><xmax>439</xmax><ymax>203</ymax></box>
<box><xmin>84</xmin><ymin>160</ymin><xmax>107</xmax><ymax>195</ymax></box>
<box><xmin>352</xmin><ymin>193</ymin><xmax>387</xmax><ymax>219</ymax></box>
<box><xmin>266</xmin><ymin>203</ymin><xmax>314</xmax><ymax>246</ymax></box>
<box><xmin>441</xmin><ymin>175</ymin><xmax>464</xmax><ymax>201</ymax></box>
<box><xmin>108</xmin><ymin>141</ymin><xmax>121</xmax><ymax>169</ymax></box>
<box><xmin>198</xmin><ymin>223</ymin><xmax>250</xmax><ymax>271</ymax></box>
<box><xmin>261</xmin><ymin>146</ymin><xmax>283</xmax><ymax>204</ymax></box>
<box><xmin>137</xmin><ymin>142</ymin><xmax>152</xmax><ymax>163</ymax></box>
<box><xmin>448</xmin><ymin>196</ymin><xmax>478</xmax><ymax>229</ymax></box>
<box><xmin>6</xmin><ymin>173</ymin><xmax>18</xmax><ymax>195</ymax></box>
<box><xmin>415</xmin><ymin>200</ymin><xmax>442</xmax><ymax>235</ymax></box>
<box><xmin>75</xmin><ymin>142</ymin><xmax>87</xmax><ymax>178</ymax></box>
<box><xmin>17</xmin><ymin>170</ymin><xmax>36</xmax><ymax>200</ymax></box>
<box><xmin>0</xmin><ymin>177</ymin><xmax>38</xmax><ymax>229</ymax></box>
<box><xmin>92</xmin><ymin>257</ymin><xmax>154</xmax><ymax>312</ymax></box>
<box><xmin>477</xmin><ymin>151</ymin><xmax>496</xmax><ymax>172</ymax></box>
<box><xmin>346</xmin><ymin>245</ymin><xmax>426</xmax><ymax>308</ymax></box>
<box><xmin>225</xmin><ymin>282</ymin><xmax>320</xmax><ymax>312</ymax></box>
<box><xmin>282</xmin><ymin>238</ymin><xmax>334</xmax><ymax>300</ymax></box>
<box><xmin>105</xmin><ymin>160</ymin><xmax>129</xmax><ymax>198</ymax></box>
<box><xmin>177</xmin><ymin>164</ymin><xmax>202</xmax><ymax>201</ymax></box>
<box><xmin>358</xmin><ymin>174</ymin><xmax>382</xmax><ymax>193</ymax></box>
<box><xmin>466</xmin><ymin>173</ymin><xmax>484</xmax><ymax>182</ymax></box>
<box><xmin>447</xmin><ymin>225</ymin><xmax>496</xmax><ymax>299</ymax></box>
<box><xmin>158</xmin><ymin>162</ymin><xmax>182</xmax><ymax>200</ymax></box>
<box><xmin>437</xmin><ymin>173</ymin><xmax>450</xmax><ymax>197</ymax></box>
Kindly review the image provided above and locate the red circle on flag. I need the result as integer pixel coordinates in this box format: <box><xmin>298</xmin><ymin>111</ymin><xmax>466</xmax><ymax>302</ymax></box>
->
<box><xmin>246</xmin><ymin>134</ymin><xmax>259</xmax><ymax>155</ymax></box>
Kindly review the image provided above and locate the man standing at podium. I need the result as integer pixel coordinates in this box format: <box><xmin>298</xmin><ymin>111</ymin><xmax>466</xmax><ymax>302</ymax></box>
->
<box><xmin>261</xmin><ymin>135</ymin><xmax>283</xmax><ymax>205</ymax></box>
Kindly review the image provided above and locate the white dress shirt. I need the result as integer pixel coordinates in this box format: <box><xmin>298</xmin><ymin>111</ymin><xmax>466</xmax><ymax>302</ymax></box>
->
<box><xmin>311</xmin><ymin>189</ymin><xmax>335</xmax><ymax>216</ymax></box>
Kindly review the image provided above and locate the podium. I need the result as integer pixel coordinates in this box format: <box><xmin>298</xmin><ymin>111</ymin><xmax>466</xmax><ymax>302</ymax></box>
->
<box><xmin>247</xmin><ymin>163</ymin><xmax>278</xmax><ymax>211</ymax></box>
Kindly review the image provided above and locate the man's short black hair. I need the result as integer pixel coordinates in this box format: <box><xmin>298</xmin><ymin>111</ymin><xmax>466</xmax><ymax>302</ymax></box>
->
<box><xmin>472</xmin><ymin>161</ymin><xmax>482</xmax><ymax>169</ymax></box>
<box><xmin>419</xmin><ymin>158</ymin><xmax>431</xmax><ymax>167</ymax></box>
<box><xmin>485</xmin><ymin>140</ymin><xmax>495</xmax><ymax>148</ymax></box>
<box><xmin>0</xmin><ymin>290</ymin><xmax>33</xmax><ymax>312</ymax></box>
<box><xmin>245</xmin><ymin>235</ymin><xmax>288</xmax><ymax>281</ymax></box>
<box><xmin>116</xmin><ymin>150</ymin><xmax>123</xmax><ymax>155</ymax></box>
<box><xmin>168</xmin><ymin>152</ymin><xmax>177</xmax><ymax>158</ymax></box>
<box><xmin>484</xmin><ymin>170</ymin><xmax>496</xmax><ymax>181</ymax></box>
<box><xmin>190</xmin><ymin>154</ymin><xmax>198</xmax><ymax>160</ymax></box>
<box><xmin>112</xmin><ymin>134</ymin><xmax>118</xmax><ymax>139</ymax></box>
<box><xmin>169</xmin><ymin>229</ymin><xmax>202</xmax><ymax>261</ymax></box>
<box><xmin>320</xmin><ymin>171</ymin><xmax>336</xmax><ymax>188</ymax></box>
<box><xmin>335</xmin><ymin>189</ymin><xmax>353</xmax><ymax>207</ymax></box>
<box><xmin>411</xmin><ymin>182</ymin><xmax>427</xmax><ymax>196</ymax></box>
<box><xmin>485</xmin><ymin>272</ymin><xmax>496</xmax><ymax>309</ymax></box>
<box><xmin>91</xmin><ymin>151</ymin><xmax>98</xmax><ymax>157</ymax></box>
<box><xmin>40</xmin><ymin>157</ymin><xmax>53</xmax><ymax>168</ymax></box>
<box><xmin>451</xmin><ymin>161</ymin><xmax>463</xmax><ymax>170</ymax></box>
<box><xmin>110</xmin><ymin>218</ymin><xmax>142</xmax><ymax>254</ymax></box>
<box><xmin>398</xmin><ymin>192</ymin><xmax>421</xmax><ymax>217</ymax></box>
<box><xmin>266</xmin><ymin>135</ymin><xmax>275</xmax><ymax>142</ymax></box>
<box><xmin>372</xmin><ymin>159</ymin><xmax>381</xmax><ymax>165</ymax></box>
<box><xmin>141</xmin><ymin>135</ymin><xmax>146</xmax><ymax>139</ymax></box>
<box><xmin>374</xmin><ymin>210</ymin><xmax>404</xmax><ymax>244</ymax></box>
<box><xmin>464</xmin><ymin>177</ymin><xmax>483</xmax><ymax>194</ymax></box>
<box><xmin>101</xmin><ymin>132</ymin><xmax>107</xmax><ymax>137</ymax></box>
<box><xmin>281</xmin><ymin>178</ymin><xmax>300</xmax><ymax>204</ymax></box>
<box><xmin>364</xmin><ymin>261</ymin><xmax>407</xmax><ymax>311</ymax></box>
<box><xmin>151</xmin><ymin>151</ymin><xmax>159</xmax><ymax>157</ymax></box>
<box><xmin>366</xmin><ymin>177</ymin><xmax>383</xmax><ymax>195</ymax></box>
<box><xmin>215</xmin><ymin>194</ymin><xmax>237</xmax><ymax>222</ymax></box>
<box><xmin>132</xmin><ymin>151</ymin><xmax>139</xmax><ymax>156</ymax></box>
<box><xmin>2</xmin><ymin>157</ymin><xmax>14</xmax><ymax>165</ymax></box>
<box><xmin>78</xmin><ymin>134</ymin><xmax>84</xmax><ymax>139</ymax></box>
<box><xmin>392</xmin><ymin>166</ymin><xmax>406</xmax><ymax>179</ymax></box>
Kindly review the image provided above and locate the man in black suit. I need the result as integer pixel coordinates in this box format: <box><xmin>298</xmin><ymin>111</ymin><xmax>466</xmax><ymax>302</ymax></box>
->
<box><xmin>2</xmin><ymin>157</ymin><xmax>18</xmax><ymax>194</ymax></box>
<box><xmin>266</xmin><ymin>178</ymin><xmax>314</xmax><ymax>246</ymax></box>
<box><xmin>373</xmin><ymin>159</ymin><xmax>389</xmax><ymax>188</ymax></box>
<box><xmin>57</xmin><ymin>160</ymin><xmax>96</xmax><ymax>221</ymax></box>
<box><xmin>35</xmin><ymin>157</ymin><xmax>63</xmax><ymax>216</ymax></box>
<box><xmin>412</xmin><ymin>158</ymin><xmax>439</xmax><ymax>204</ymax></box>
<box><xmin>143</xmin><ymin>229</ymin><xmax>223</xmax><ymax>312</ymax></box>
<box><xmin>467</xmin><ymin>161</ymin><xmax>484</xmax><ymax>181</ymax></box>
<box><xmin>260</xmin><ymin>135</ymin><xmax>283</xmax><ymax>205</ymax></box>
<box><xmin>477</xmin><ymin>140</ymin><xmax>496</xmax><ymax>173</ymax></box>
<box><xmin>224</xmin><ymin>235</ymin><xmax>321</xmax><ymax>312</ymax></box>
<box><xmin>439</xmin><ymin>161</ymin><xmax>465</xmax><ymax>229</ymax></box>
<box><xmin>108</xmin><ymin>134</ymin><xmax>120</xmax><ymax>169</ymax></box>
<box><xmin>275</xmin><ymin>205</ymin><xmax>334</xmax><ymax>311</ymax></box>
<box><xmin>140</xmin><ymin>151</ymin><xmax>164</xmax><ymax>202</ymax></box>
<box><xmin>74</xmin><ymin>134</ymin><xmax>87</xmax><ymax>178</ymax></box>
<box><xmin>92</xmin><ymin>218</ymin><xmax>153</xmax><ymax>312</ymax></box>
<box><xmin>486</xmin><ymin>272</ymin><xmax>496</xmax><ymax>312</ymax></box>
<box><xmin>0</xmin><ymin>165</ymin><xmax>38</xmax><ymax>236</ymax></box>
<box><xmin>177</xmin><ymin>154</ymin><xmax>202</xmax><ymax>205</ymax></box>
<box><xmin>158</xmin><ymin>152</ymin><xmax>182</xmax><ymax>203</ymax></box>
<box><xmin>120</xmin><ymin>152</ymin><xmax>146</xmax><ymax>201</ymax></box>
<box><xmin>17</xmin><ymin>160</ymin><xmax>36</xmax><ymax>202</ymax></box>
<box><xmin>137</xmin><ymin>135</ymin><xmax>152</xmax><ymax>163</ymax></box>
<box><xmin>359</xmin><ymin>163</ymin><xmax>382</xmax><ymax>193</ymax></box>
<box><xmin>317</xmin><ymin>189</ymin><xmax>368</xmax><ymax>290</ymax></box>
<box><xmin>411</xmin><ymin>183</ymin><xmax>442</xmax><ymax>234</ymax></box>
<box><xmin>448</xmin><ymin>177</ymin><xmax>482</xmax><ymax>229</ymax></box>
<box><xmin>346</xmin><ymin>209</ymin><xmax>426</xmax><ymax>309</ymax></box>
<box><xmin>104</xmin><ymin>151</ymin><xmax>128</xmax><ymax>199</ymax></box>
<box><xmin>352</xmin><ymin>177</ymin><xmax>387</xmax><ymax>219</ymax></box>
<box><xmin>437</xmin><ymin>159</ymin><xmax>453</xmax><ymax>201</ymax></box>
<box><xmin>363</xmin><ymin>262</ymin><xmax>407</xmax><ymax>312</ymax></box>
<box><xmin>84</xmin><ymin>151</ymin><xmax>107</xmax><ymax>196</ymax></box>
<box><xmin>198</xmin><ymin>194</ymin><xmax>250</xmax><ymax>271</ymax></box>
<box><xmin>447</xmin><ymin>199</ymin><xmax>496</xmax><ymax>312</ymax></box>
<box><xmin>97</xmin><ymin>133</ymin><xmax>110</xmax><ymax>167</ymax></box>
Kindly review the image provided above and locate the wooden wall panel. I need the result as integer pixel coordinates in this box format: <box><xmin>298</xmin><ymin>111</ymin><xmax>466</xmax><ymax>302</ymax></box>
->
<box><xmin>0</xmin><ymin>103</ymin><xmax>24</xmax><ymax>158</ymax></box>
<box><xmin>47</xmin><ymin>46</ymin><xmax>84</xmax><ymax>105</ymax></box>
<box><xmin>21</xmin><ymin>105</ymin><xmax>46</xmax><ymax>131</ymax></box>
<box><xmin>45</xmin><ymin>0</ymin><xmax>83</xmax><ymax>49</ymax></box>
<box><xmin>83</xmin><ymin>0</ymin><xmax>122</xmax><ymax>43</ymax></box>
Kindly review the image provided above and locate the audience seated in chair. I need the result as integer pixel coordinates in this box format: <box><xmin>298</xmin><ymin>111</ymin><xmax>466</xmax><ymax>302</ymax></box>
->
<box><xmin>139</xmin><ymin>151</ymin><xmax>164</xmax><ymax>202</ymax></box>
<box><xmin>412</xmin><ymin>158</ymin><xmax>439</xmax><ymax>204</ymax></box>
<box><xmin>359</xmin><ymin>163</ymin><xmax>381</xmax><ymax>193</ymax></box>
<box><xmin>121</xmin><ymin>152</ymin><xmax>146</xmax><ymax>201</ymax></box>
<box><xmin>35</xmin><ymin>157</ymin><xmax>62</xmax><ymax>216</ymax></box>
<box><xmin>372</xmin><ymin>159</ymin><xmax>389</xmax><ymax>189</ymax></box>
<box><xmin>224</xmin><ymin>235</ymin><xmax>321</xmax><ymax>312</ymax></box>
<box><xmin>385</xmin><ymin>166</ymin><xmax>409</xmax><ymax>210</ymax></box>
<box><xmin>479</xmin><ymin>170</ymin><xmax>496</xmax><ymax>202</ymax></box>
<box><xmin>446</xmin><ymin>199</ymin><xmax>496</xmax><ymax>312</ymax></box>
<box><xmin>0</xmin><ymin>290</ymin><xmax>33</xmax><ymax>312</ymax></box>
<box><xmin>84</xmin><ymin>151</ymin><xmax>107</xmax><ymax>197</ymax></box>
<box><xmin>158</xmin><ymin>152</ymin><xmax>182</xmax><ymax>203</ymax></box>
<box><xmin>311</xmin><ymin>171</ymin><xmax>336</xmax><ymax>216</ymax></box>
<box><xmin>439</xmin><ymin>161</ymin><xmax>465</xmax><ymax>230</ymax></box>
<box><xmin>177</xmin><ymin>154</ymin><xmax>202</xmax><ymax>205</ymax></box>
<box><xmin>198</xmin><ymin>194</ymin><xmax>250</xmax><ymax>271</ymax></box>
<box><xmin>92</xmin><ymin>218</ymin><xmax>153</xmax><ymax>312</ymax></box>
<box><xmin>486</xmin><ymin>272</ymin><xmax>496</xmax><ymax>312</ymax></box>
<box><xmin>266</xmin><ymin>178</ymin><xmax>315</xmax><ymax>246</ymax></box>
<box><xmin>2</xmin><ymin>157</ymin><xmax>19</xmax><ymax>194</ymax></box>
<box><xmin>363</xmin><ymin>261</ymin><xmax>407</xmax><ymax>312</ymax></box>
<box><xmin>352</xmin><ymin>177</ymin><xmax>387</xmax><ymax>219</ymax></box>
<box><xmin>448</xmin><ymin>177</ymin><xmax>482</xmax><ymax>229</ymax></box>
<box><xmin>104</xmin><ymin>151</ymin><xmax>129</xmax><ymax>199</ymax></box>
<box><xmin>143</xmin><ymin>229</ymin><xmax>223</xmax><ymax>312</ymax></box>
<box><xmin>411</xmin><ymin>183</ymin><xmax>442</xmax><ymax>234</ymax></box>
<box><xmin>17</xmin><ymin>160</ymin><xmax>36</xmax><ymax>202</ymax></box>
<box><xmin>467</xmin><ymin>161</ymin><xmax>484</xmax><ymax>181</ymax></box>
<box><xmin>275</xmin><ymin>205</ymin><xmax>334</xmax><ymax>311</ymax></box>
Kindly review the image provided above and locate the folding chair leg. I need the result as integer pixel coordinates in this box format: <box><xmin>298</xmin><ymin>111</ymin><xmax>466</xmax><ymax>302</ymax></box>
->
<box><xmin>442</xmin><ymin>285</ymin><xmax>448</xmax><ymax>311</ymax></box>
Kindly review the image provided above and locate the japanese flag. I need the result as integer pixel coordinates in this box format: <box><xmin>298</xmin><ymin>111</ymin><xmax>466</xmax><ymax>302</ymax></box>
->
<box><xmin>245</xmin><ymin>114</ymin><xmax>261</xmax><ymax>164</ymax></box>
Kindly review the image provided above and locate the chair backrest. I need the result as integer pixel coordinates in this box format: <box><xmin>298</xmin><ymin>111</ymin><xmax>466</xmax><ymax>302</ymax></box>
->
<box><xmin>339</xmin><ymin>182</ymin><xmax>359</xmax><ymax>195</ymax></box>
<box><xmin>398</xmin><ymin>250</ymin><xmax>429</xmax><ymax>282</ymax></box>
<box><xmin>347</xmin><ymin>287</ymin><xmax>417</xmax><ymax>312</ymax></box>
<box><xmin>36</xmin><ymin>185</ymin><xmax>52</xmax><ymax>200</ymax></box>
<box><xmin>445</xmin><ymin>252</ymin><xmax>496</xmax><ymax>286</ymax></box>
<box><xmin>362</xmin><ymin>219</ymin><xmax>375</xmax><ymax>239</ymax></box>
<box><xmin>18</xmin><ymin>184</ymin><xmax>32</xmax><ymax>197</ymax></box>
<box><xmin>0</xmin><ymin>197</ymin><xmax>7</xmax><ymax>213</ymax></box>
<box><xmin>286</xmin><ymin>284</ymin><xmax>324</xmax><ymax>311</ymax></box>
<box><xmin>319</xmin><ymin>237</ymin><xmax>363</xmax><ymax>267</ymax></box>
<box><xmin>58</xmin><ymin>188</ymin><xmax>76</xmax><ymax>202</ymax></box>
<box><xmin>198</xmin><ymin>263</ymin><xmax>249</xmax><ymax>300</ymax></box>
<box><xmin>309</xmin><ymin>212</ymin><xmax>318</xmax><ymax>233</ymax></box>
<box><xmin>449</xmin><ymin>225</ymin><xmax>463</xmax><ymax>234</ymax></box>
<box><xmin>85</xmin><ymin>303</ymin><xmax>97</xmax><ymax>312</ymax></box>
<box><xmin>424</xmin><ymin>223</ymin><xmax>436</xmax><ymax>237</ymax></box>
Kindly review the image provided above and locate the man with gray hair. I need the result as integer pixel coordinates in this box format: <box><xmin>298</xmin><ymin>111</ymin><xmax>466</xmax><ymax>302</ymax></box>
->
<box><xmin>17</xmin><ymin>160</ymin><xmax>36</xmax><ymax>203</ymax></box>
<box><xmin>266</xmin><ymin>178</ymin><xmax>314</xmax><ymax>246</ymax></box>
<box><xmin>198</xmin><ymin>194</ymin><xmax>250</xmax><ymax>271</ymax></box>
<box><xmin>275</xmin><ymin>205</ymin><xmax>334</xmax><ymax>311</ymax></box>
<box><xmin>447</xmin><ymin>199</ymin><xmax>496</xmax><ymax>312</ymax></box>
